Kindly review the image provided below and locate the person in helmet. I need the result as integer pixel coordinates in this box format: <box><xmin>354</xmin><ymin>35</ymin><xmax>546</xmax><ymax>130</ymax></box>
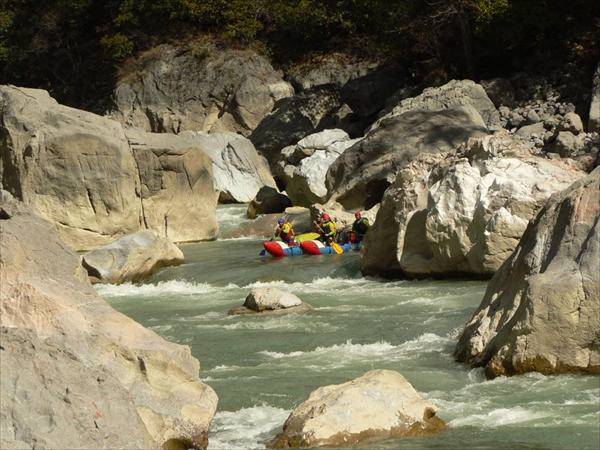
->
<box><xmin>274</xmin><ymin>217</ymin><xmax>295</xmax><ymax>245</ymax></box>
<box><xmin>319</xmin><ymin>213</ymin><xmax>337</xmax><ymax>244</ymax></box>
<box><xmin>351</xmin><ymin>211</ymin><xmax>370</xmax><ymax>243</ymax></box>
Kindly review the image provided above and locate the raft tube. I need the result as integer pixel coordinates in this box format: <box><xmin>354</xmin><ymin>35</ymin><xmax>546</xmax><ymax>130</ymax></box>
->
<box><xmin>263</xmin><ymin>241</ymin><xmax>304</xmax><ymax>257</ymax></box>
<box><xmin>299</xmin><ymin>240</ymin><xmax>361</xmax><ymax>255</ymax></box>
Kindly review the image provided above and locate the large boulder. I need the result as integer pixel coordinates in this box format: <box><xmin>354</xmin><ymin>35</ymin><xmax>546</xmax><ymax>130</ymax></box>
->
<box><xmin>82</xmin><ymin>231</ymin><xmax>184</xmax><ymax>284</ymax></box>
<box><xmin>112</xmin><ymin>42</ymin><xmax>293</xmax><ymax>135</ymax></box>
<box><xmin>455</xmin><ymin>168</ymin><xmax>600</xmax><ymax>378</ymax></box>
<box><xmin>180</xmin><ymin>131</ymin><xmax>276</xmax><ymax>203</ymax></box>
<box><xmin>228</xmin><ymin>288</ymin><xmax>311</xmax><ymax>316</ymax></box>
<box><xmin>250</xmin><ymin>85</ymin><xmax>343</xmax><ymax>162</ymax></box>
<box><xmin>326</xmin><ymin>105</ymin><xmax>489</xmax><ymax>209</ymax></box>
<box><xmin>0</xmin><ymin>85</ymin><xmax>142</xmax><ymax>250</ymax></box>
<box><xmin>271</xmin><ymin>370</ymin><xmax>444</xmax><ymax>448</ymax></box>
<box><xmin>371</xmin><ymin>79</ymin><xmax>501</xmax><ymax>131</ymax></box>
<box><xmin>247</xmin><ymin>186</ymin><xmax>292</xmax><ymax>219</ymax></box>
<box><xmin>362</xmin><ymin>132</ymin><xmax>585</xmax><ymax>278</ymax></box>
<box><xmin>589</xmin><ymin>63</ymin><xmax>600</xmax><ymax>132</ymax></box>
<box><xmin>283</xmin><ymin>130</ymin><xmax>361</xmax><ymax>206</ymax></box>
<box><xmin>286</xmin><ymin>53</ymin><xmax>380</xmax><ymax>91</ymax></box>
<box><xmin>0</xmin><ymin>199</ymin><xmax>218</xmax><ymax>449</ymax></box>
<box><xmin>126</xmin><ymin>129</ymin><xmax>219</xmax><ymax>242</ymax></box>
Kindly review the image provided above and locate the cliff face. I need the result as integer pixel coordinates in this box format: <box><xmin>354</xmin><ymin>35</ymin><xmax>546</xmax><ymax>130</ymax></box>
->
<box><xmin>0</xmin><ymin>193</ymin><xmax>218</xmax><ymax>449</ymax></box>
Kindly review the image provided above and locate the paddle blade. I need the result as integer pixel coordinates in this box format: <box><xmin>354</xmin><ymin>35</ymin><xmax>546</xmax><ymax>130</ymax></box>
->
<box><xmin>332</xmin><ymin>242</ymin><xmax>343</xmax><ymax>254</ymax></box>
<box><xmin>259</xmin><ymin>249</ymin><xmax>266</xmax><ymax>256</ymax></box>
<box><xmin>295</xmin><ymin>232</ymin><xmax>320</xmax><ymax>243</ymax></box>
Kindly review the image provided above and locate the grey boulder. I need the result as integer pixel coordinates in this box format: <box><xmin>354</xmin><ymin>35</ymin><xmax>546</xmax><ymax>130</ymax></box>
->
<box><xmin>228</xmin><ymin>288</ymin><xmax>311</xmax><ymax>315</ymax></box>
<box><xmin>247</xmin><ymin>186</ymin><xmax>292</xmax><ymax>219</ymax></box>
<box><xmin>455</xmin><ymin>168</ymin><xmax>600</xmax><ymax>378</ymax></box>
<box><xmin>112</xmin><ymin>42</ymin><xmax>293</xmax><ymax>135</ymax></box>
<box><xmin>326</xmin><ymin>105</ymin><xmax>489</xmax><ymax>209</ymax></box>
<box><xmin>371</xmin><ymin>79</ymin><xmax>501</xmax><ymax>131</ymax></box>
<box><xmin>284</xmin><ymin>129</ymin><xmax>361</xmax><ymax>206</ymax></box>
<box><xmin>126</xmin><ymin>129</ymin><xmax>219</xmax><ymax>242</ymax></box>
<box><xmin>250</xmin><ymin>85</ymin><xmax>343</xmax><ymax>162</ymax></box>
<box><xmin>82</xmin><ymin>231</ymin><xmax>184</xmax><ymax>284</ymax></box>
<box><xmin>180</xmin><ymin>131</ymin><xmax>277</xmax><ymax>203</ymax></box>
<box><xmin>271</xmin><ymin>370</ymin><xmax>444</xmax><ymax>448</ymax></box>
<box><xmin>0</xmin><ymin>85</ymin><xmax>142</xmax><ymax>250</ymax></box>
<box><xmin>361</xmin><ymin>131</ymin><xmax>585</xmax><ymax>278</ymax></box>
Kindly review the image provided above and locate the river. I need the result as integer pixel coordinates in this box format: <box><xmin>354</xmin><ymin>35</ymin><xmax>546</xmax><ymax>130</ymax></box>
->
<box><xmin>97</xmin><ymin>205</ymin><xmax>599</xmax><ymax>450</ymax></box>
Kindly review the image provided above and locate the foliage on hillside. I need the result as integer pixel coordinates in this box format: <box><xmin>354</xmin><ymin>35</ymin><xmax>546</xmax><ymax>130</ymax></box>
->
<box><xmin>0</xmin><ymin>0</ymin><xmax>598</xmax><ymax>109</ymax></box>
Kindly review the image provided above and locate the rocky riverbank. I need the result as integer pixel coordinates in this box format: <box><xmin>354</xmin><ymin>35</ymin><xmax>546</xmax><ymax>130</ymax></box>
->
<box><xmin>0</xmin><ymin>41</ymin><xmax>598</xmax><ymax>449</ymax></box>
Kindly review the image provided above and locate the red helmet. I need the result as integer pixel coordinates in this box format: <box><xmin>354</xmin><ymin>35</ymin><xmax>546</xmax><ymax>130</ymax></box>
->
<box><xmin>322</xmin><ymin>213</ymin><xmax>330</xmax><ymax>221</ymax></box>
<box><xmin>355</xmin><ymin>211</ymin><xmax>362</xmax><ymax>219</ymax></box>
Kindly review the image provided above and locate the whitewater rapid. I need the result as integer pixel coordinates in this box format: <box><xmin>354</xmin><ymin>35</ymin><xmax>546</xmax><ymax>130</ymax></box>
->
<box><xmin>99</xmin><ymin>205</ymin><xmax>600</xmax><ymax>450</ymax></box>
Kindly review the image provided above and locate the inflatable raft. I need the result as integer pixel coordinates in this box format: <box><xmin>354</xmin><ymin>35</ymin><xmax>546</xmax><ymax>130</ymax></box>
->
<box><xmin>262</xmin><ymin>240</ymin><xmax>304</xmax><ymax>257</ymax></box>
<box><xmin>262</xmin><ymin>239</ymin><xmax>361</xmax><ymax>257</ymax></box>
<box><xmin>300</xmin><ymin>240</ymin><xmax>360</xmax><ymax>255</ymax></box>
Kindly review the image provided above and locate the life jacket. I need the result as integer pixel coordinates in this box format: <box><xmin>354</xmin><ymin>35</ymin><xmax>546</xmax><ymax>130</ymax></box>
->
<box><xmin>280</xmin><ymin>222</ymin><xmax>294</xmax><ymax>241</ymax></box>
<box><xmin>353</xmin><ymin>217</ymin><xmax>370</xmax><ymax>235</ymax></box>
<box><xmin>322</xmin><ymin>220</ymin><xmax>337</xmax><ymax>237</ymax></box>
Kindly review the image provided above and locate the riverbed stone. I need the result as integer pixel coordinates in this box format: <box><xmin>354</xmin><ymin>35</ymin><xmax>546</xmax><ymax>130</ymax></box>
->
<box><xmin>82</xmin><ymin>231</ymin><xmax>184</xmax><ymax>284</ymax></box>
<box><xmin>228</xmin><ymin>288</ymin><xmax>311</xmax><ymax>315</ymax></box>
<box><xmin>271</xmin><ymin>369</ymin><xmax>444</xmax><ymax>448</ymax></box>
<box><xmin>0</xmin><ymin>199</ymin><xmax>218</xmax><ymax>449</ymax></box>
<box><xmin>455</xmin><ymin>168</ymin><xmax>600</xmax><ymax>378</ymax></box>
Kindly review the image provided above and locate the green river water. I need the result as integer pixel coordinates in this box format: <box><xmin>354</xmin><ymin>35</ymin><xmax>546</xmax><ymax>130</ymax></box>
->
<box><xmin>97</xmin><ymin>205</ymin><xmax>599</xmax><ymax>450</ymax></box>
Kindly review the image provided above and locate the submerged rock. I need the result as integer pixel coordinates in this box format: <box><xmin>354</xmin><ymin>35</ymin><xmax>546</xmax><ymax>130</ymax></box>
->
<box><xmin>362</xmin><ymin>131</ymin><xmax>585</xmax><ymax>278</ymax></box>
<box><xmin>0</xmin><ymin>199</ymin><xmax>218</xmax><ymax>449</ymax></box>
<box><xmin>82</xmin><ymin>231</ymin><xmax>184</xmax><ymax>284</ymax></box>
<box><xmin>229</xmin><ymin>288</ymin><xmax>311</xmax><ymax>315</ymax></box>
<box><xmin>326</xmin><ymin>105</ymin><xmax>489</xmax><ymax>209</ymax></box>
<box><xmin>112</xmin><ymin>41</ymin><xmax>293</xmax><ymax>135</ymax></box>
<box><xmin>271</xmin><ymin>369</ymin><xmax>444</xmax><ymax>448</ymax></box>
<box><xmin>455</xmin><ymin>168</ymin><xmax>600</xmax><ymax>378</ymax></box>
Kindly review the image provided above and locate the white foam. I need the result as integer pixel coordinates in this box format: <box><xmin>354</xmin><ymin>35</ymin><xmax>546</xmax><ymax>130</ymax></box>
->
<box><xmin>221</xmin><ymin>319</ymin><xmax>338</xmax><ymax>333</ymax></box>
<box><xmin>208</xmin><ymin>405</ymin><xmax>289</xmax><ymax>450</ymax></box>
<box><xmin>259</xmin><ymin>333</ymin><xmax>451</xmax><ymax>365</ymax></box>
<box><xmin>449</xmin><ymin>406</ymin><xmax>551</xmax><ymax>427</ymax></box>
<box><xmin>95</xmin><ymin>280</ymin><xmax>225</xmax><ymax>297</ymax></box>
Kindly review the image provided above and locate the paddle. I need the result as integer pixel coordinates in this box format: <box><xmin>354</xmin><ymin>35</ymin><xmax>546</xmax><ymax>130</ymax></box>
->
<box><xmin>295</xmin><ymin>232</ymin><xmax>320</xmax><ymax>243</ymax></box>
<box><xmin>331</xmin><ymin>242</ymin><xmax>343</xmax><ymax>254</ymax></box>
